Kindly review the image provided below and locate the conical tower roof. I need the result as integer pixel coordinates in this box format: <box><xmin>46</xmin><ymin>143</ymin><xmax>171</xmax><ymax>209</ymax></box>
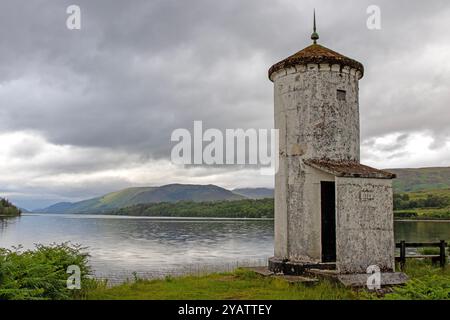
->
<box><xmin>268</xmin><ymin>12</ymin><xmax>364</xmax><ymax>81</ymax></box>
<box><xmin>268</xmin><ymin>43</ymin><xmax>364</xmax><ymax>80</ymax></box>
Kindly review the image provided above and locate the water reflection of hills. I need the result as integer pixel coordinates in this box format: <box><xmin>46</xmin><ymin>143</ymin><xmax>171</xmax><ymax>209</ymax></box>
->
<box><xmin>0</xmin><ymin>216</ymin><xmax>21</xmax><ymax>233</ymax></box>
<box><xmin>0</xmin><ymin>214</ymin><xmax>275</xmax><ymax>281</ymax></box>
<box><xmin>394</xmin><ymin>220</ymin><xmax>450</xmax><ymax>243</ymax></box>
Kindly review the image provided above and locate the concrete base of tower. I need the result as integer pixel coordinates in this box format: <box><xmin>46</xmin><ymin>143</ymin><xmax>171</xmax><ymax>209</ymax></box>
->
<box><xmin>268</xmin><ymin>257</ymin><xmax>336</xmax><ymax>275</ymax></box>
<box><xmin>268</xmin><ymin>257</ymin><xmax>408</xmax><ymax>287</ymax></box>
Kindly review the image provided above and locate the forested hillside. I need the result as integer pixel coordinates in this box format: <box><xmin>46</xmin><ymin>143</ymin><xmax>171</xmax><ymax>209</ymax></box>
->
<box><xmin>0</xmin><ymin>198</ymin><xmax>21</xmax><ymax>216</ymax></box>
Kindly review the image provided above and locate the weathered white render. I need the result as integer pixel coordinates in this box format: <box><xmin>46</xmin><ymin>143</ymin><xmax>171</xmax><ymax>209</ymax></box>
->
<box><xmin>335</xmin><ymin>177</ymin><xmax>395</xmax><ymax>273</ymax></box>
<box><xmin>271</xmin><ymin>63</ymin><xmax>361</xmax><ymax>162</ymax></box>
<box><xmin>268</xmin><ymin>41</ymin><xmax>396</xmax><ymax>274</ymax></box>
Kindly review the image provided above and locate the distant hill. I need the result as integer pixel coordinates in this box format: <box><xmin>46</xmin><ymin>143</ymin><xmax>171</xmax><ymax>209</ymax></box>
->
<box><xmin>38</xmin><ymin>202</ymin><xmax>74</xmax><ymax>214</ymax></box>
<box><xmin>36</xmin><ymin>184</ymin><xmax>245</xmax><ymax>214</ymax></box>
<box><xmin>233</xmin><ymin>188</ymin><xmax>274</xmax><ymax>199</ymax></box>
<box><xmin>388</xmin><ymin>167</ymin><xmax>450</xmax><ymax>192</ymax></box>
<box><xmin>34</xmin><ymin>167</ymin><xmax>450</xmax><ymax>214</ymax></box>
<box><xmin>234</xmin><ymin>168</ymin><xmax>450</xmax><ymax>195</ymax></box>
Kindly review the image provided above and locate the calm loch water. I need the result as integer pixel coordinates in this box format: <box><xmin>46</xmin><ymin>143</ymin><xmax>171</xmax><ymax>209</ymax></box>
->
<box><xmin>0</xmin><ymin>214</ymin><xmax>449</xmax><ymax>281</ymax></box>
<box><xmin>394</xmin><ymin>220</ymin><xmax>450</xmax><ymax>243</ymax></box>
<box><xmin>0</xmin><ymin>214</ymin><xmax>273</xmax><ymax>281</ymax></box>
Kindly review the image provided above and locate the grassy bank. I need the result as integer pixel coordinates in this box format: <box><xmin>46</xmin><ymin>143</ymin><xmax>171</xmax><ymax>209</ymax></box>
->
<box><xmin>394</xmin><ymin>189</ymin><xmax>450</xmax><ymax>220</ymax></box>
<box><xmin>85</xmin><ymin>269</ymin><xmax>358</xmax><ymax>300</ymax></box>
<box><xmin>84</xmin><ymin>261</ymin><xmax>450</xmax><ymax>300</ymax></box>
<box><xmin>395</xmin><ymin>208</ymin><xmax>450</xmax><ymax>220</ymax></box>
<box><xmin>0</xmin><ymin>243</ymin><xmax>449</xmax><ymax>300</ymax></box>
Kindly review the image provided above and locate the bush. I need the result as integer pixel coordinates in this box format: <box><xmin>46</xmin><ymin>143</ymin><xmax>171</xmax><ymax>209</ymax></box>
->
<box><xmin>394</xmin><ymin>192</ymin><xmax>449</xmax><ymax>210</ymax></box>
<box><xmin>0</xmin><ymin>198</ymin><xmax>21</xmax><ymax>216</ymax></box>
<box><xmin>0</xmin><ymin>243</ymin><xmax>92</xmax><ymax>300</ymax></box>
<box><xmin>394</xmin><ymin>211</ymin><xmax>418</xmax><ymax>218</ymax></box>
<box><xmin>385</xmin><ymin>275</ymin><xmax>450</xmax><ymax>300</ymax></box>
<box><xmin>419</xmin><ymin>247</ymin><xmax>441</xmax><ymax>255</ymax></box>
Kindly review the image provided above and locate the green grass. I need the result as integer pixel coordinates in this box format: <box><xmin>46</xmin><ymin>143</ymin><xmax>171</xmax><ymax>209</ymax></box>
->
<box><xmin>418</xmin><ymin>247</ymin><xmax>441</xmax><ymax>255</ymax></box>
<box><xmin>395</xmin><ymin>208</ymin><xmax>450</xmax><ymax>220</ymax></box>
<box><xmin>416</xmin><ymin>208</ymin><xmax>450</xmax><ymax>219</ymax></box>
<box><xmin>406</xmin><ymin>189</ymin><xmax>450</xmax><ymax>201</ymax></box>
<box><xmin>84</xmin><ymin>269</ymin><xmax>359</xmax><ymax>300</ymax></box>
<box><xmin>394</xmin><ymin>188</ymin><xmax>450</xmax><ymax>220</ymax></box>
<box><xmin>84</xmin><ymin>261</ymin><xmax>450</xmax><ymax>300</ymax></box>
<box><xmin>1</xmin><ymin>243</ymin><xmax>448</xmax><ymax>300</ymax></box>
<box><xmin>382</xmin><ymin>261</ymin><xmax>450</xmax><ymax>300</ymax></box>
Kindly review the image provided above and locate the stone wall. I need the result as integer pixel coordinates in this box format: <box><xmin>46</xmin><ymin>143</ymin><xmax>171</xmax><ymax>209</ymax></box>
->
<box><xmin>275</xmin><ymin>163</ymin><xmax>335</xmax><ymax>261</ymax></box>
<box><xmin>335</xmin><ymin>177</ymin><xmax>395</xmax><ymax>273</ymax></box>
<box><xmin>273</xmin><ymin>63</ymin><xmax>361</xmax><ymax>162</ymax></box>
<box><xmin>273</xmin><ymin>62</ymin><xmax>361</xmax><ymax>262</ymax></box>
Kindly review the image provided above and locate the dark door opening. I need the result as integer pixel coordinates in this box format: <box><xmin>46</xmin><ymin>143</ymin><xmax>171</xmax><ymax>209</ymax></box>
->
<box><xmin>321</xmin><ymin>181</ymin><xmax>336</xmax><ymax>263</ymax></box>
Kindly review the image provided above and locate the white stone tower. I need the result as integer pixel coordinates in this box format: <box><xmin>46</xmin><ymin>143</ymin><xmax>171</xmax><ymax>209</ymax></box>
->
<box><xmin>268</xmin><ymin>14</ymin><xmax>397</xmax><ymax>275</ymax></box>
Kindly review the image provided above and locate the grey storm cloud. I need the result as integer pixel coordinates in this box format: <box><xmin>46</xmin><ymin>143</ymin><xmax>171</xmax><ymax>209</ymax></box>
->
<box><xmin>1</xmin><ymin>0</ymin><xmax>450</xmax><ymax>208</ymax></box>
<box><xmin>0</xmin><ymin>0</ymin><xmax>446</xmax><ymax>154</ymax></box>
<box><xmin>365</xmin><ymin>133</ymin><xmax>410</xmax><ymax>153</ymax></box>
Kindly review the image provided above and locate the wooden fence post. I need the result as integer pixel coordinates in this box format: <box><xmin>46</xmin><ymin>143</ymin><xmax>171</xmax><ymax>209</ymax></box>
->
<box><xmin>400</xmin><ymin>240</ymin><xmax>406</xmax><ymax>271</ymax></box>
<box><xmin>439</xmin><ymin>240</ymin><xmax>447</xmax><ymax>268</ymax></box>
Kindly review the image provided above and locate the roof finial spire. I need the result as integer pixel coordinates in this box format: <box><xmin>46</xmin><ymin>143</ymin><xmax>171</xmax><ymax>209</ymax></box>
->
<box><xmin>311</xmin><ymin>9</ymin><xmax>319</xmax><ymax>44</ymax></box>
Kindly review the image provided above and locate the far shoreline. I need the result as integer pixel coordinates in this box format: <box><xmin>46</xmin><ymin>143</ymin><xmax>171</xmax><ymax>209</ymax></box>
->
<box><xmin>23</xmin><ymin>212</ymin><xmax>275</xmax><ymax>221</ymax></box>
<box><xmin>394</xmin><ymin>218</ymin><xmax>450</xmax><ymax>222</ymax></box>
<box><xmin>18</xmin><ymin>213</ymin><xmax>450</xmax><ymax>222</ymax></box>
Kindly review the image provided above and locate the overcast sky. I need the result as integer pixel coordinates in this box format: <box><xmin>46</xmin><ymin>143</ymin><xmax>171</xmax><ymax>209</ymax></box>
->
<box><xmin>1</xmin><ymin>0</ymin><xmax>450</xmax><ymax>209</ymax></box>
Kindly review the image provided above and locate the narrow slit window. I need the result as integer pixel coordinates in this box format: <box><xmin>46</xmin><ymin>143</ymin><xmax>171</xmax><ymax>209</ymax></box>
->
<box><xmin>337</xmin><ymin>89</ymin><xmax>346</xmax><ymax>101</ymax></box>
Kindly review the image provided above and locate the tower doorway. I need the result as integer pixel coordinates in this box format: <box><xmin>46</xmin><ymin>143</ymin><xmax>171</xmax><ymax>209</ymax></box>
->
<box><xmin>321</xmin><ymin>181</ymin><xmax>336</xmax><ymax>262</ymax></box>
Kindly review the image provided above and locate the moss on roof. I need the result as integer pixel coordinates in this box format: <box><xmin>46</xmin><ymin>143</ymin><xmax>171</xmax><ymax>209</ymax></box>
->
<box><xmin>268</xmin><ymin>44</ymin><xmax>364</xmax><ymax>80</ymax></box>
<box><xmin>304</xmin><ymin>159</ymin><xmax>396</xmax><ymax>179</ymax></box>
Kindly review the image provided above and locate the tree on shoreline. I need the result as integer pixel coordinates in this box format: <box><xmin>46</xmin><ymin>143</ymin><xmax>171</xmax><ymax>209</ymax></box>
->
<box><xmin>0</xmin><ymin>198</ymin><xmax>21</xmax><ymax>216</ymax></box>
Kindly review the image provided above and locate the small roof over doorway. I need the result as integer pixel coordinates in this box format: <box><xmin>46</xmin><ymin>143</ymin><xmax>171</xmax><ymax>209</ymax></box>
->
<box><xmin>304</xmin><ymin>159</ymin><xmax>396</xmax><ymax>179</ymax></box>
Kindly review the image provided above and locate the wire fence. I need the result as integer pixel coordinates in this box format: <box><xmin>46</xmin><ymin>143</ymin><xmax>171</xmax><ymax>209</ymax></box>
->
<box><xmin>92</xmin><ymin>257</ymin><xmax>269</xmax><ymax>285</ymax></box>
